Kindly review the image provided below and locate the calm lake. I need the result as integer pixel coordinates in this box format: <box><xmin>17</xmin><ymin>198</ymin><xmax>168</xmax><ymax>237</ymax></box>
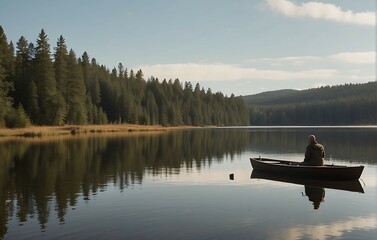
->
<box><xmin>1</xmin><ymin>127</ymin><xmax>376</xmax><ymax>240</ymax></box>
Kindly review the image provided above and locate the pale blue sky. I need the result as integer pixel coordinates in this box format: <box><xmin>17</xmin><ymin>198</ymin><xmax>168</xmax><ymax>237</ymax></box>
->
<box><xmin>1</xmin><ymin>0</ymin><xmax>375</xmax><ymax>95</ymax></box>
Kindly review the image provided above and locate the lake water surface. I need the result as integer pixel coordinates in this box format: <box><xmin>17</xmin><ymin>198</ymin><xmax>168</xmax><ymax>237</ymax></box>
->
<box><xmin>1</xmin><ymin>127</ymin><xmax>376</xmax><ymax>240</ymax></box>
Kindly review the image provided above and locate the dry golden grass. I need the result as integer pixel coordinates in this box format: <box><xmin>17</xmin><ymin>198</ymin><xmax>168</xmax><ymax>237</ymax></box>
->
<box><xmin>0</xmin><ymin>124</ymin><xmax>208</xmax><ymax>140</ymax></box>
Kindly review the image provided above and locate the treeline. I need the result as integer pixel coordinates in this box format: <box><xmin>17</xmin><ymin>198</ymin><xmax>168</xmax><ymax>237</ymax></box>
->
<box><xmin>245</xmin><ymin>82</ymin><xmax>377</xmax><ymax>125</ymax></box>
<box><xmin>0</xmin><ymin>26</ymin><xmax>249</xmax><ymax>128</ymax></box>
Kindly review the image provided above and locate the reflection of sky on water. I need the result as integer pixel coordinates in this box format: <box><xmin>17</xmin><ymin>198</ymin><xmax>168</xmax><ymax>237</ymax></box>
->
<box><xmin>268</xmin><ymin>214</ymin><xmax>377</xmax><ymax>240</ymax></box>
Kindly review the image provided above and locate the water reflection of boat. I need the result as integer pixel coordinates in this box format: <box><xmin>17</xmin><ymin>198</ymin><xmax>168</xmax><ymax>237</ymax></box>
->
<box><xmin>251</xmin><ymin>170</ymin><xmax>364</xmax><ymax>193</ymax></box>
<box><xmin>250</xmin><ymin>157</ymin><xmax>364</xmax><ymax>180</ymax></box>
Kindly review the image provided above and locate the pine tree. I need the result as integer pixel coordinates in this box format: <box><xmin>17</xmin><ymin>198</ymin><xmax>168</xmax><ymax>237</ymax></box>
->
<box><xmin>53</xmin><ymin>35</ymin><xmax>70</xmax><ymax>124</ymax></box>
<box><xmin>26</xmin><ymin>80</ymin><xmax>39</xmax><ymax>123</ymax></box>
<box><xmin>34</xmin><ymin>29</ymin><xmax>59</xmax><ymax>125</ymax></box>
<box><xmin>54</xmin><ymin>36</ymin><xmax>69</xmax><ymax>104</ymax></box>
<box><xmin>26</xmin><ymin>41</ymin><xmax>38</xmax><ymax>123</ymax></box>
<box><xmin>91</xmin><ymin>77</ymin><xmax>101</xmax><ymax>106</ymax></box>
<box><xmin>85</xmin><ymin>94</ymin><xmax>94</xmax><ymax>124</ymax></box>
<box><xmin>118</xmin><ymin>63</ymin><xmax>124</xmax><ymax>79</ymax></box>
<box><xmin>81</xmin><ymin>56</ymin><xmax>101</xmax><ymax>110</ymax></box>
<box><xmin>66</xmin><ymin>49</ymin><xmax>87</xmax><ymax>124</ymax></box>
<box><xmin>6</xmin><ymin>41</ymin><xmax>16</xmax><ymax>103</ymax></box>
<box><xmin>81</xmin><ymin>52</ymin><xmax>90</xmax><ymax>88</ymax></box>
<box><xmin>145</xmin><ymin>90</ymin><xmax>158</xmax><ymax>125</ymax></box>
<box><xmin>0</xmin><ymin>26</ymin><xmax>13</xmax><ymax>126</ymax></box>
<box><xmin>14</xmin><ymin>36</ymin><xmax>31</xmax><ymax>108</ymax></box>
<box><xmin>0</xmin><ymin>26</ymin><xmax>15</xmax><ymax>86</ymax></box>
<box><xmin>0</xmin><ymin>65</ymin><xmax>11</xmax><ymax>127</ymax></box>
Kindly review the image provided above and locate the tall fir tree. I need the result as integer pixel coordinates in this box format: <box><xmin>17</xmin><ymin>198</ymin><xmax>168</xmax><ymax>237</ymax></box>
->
<box><xmin>81</xmin><ymin>52</ymin><xmax>90</xmax><ymax>92</ymax></box>
<box><xmin>0</xmin><ymin>64</ymin><xmax>11</xmax><ymax>127</ymax></box>
<box><xmin>14</xmin><ymin>36</ymin><xmax>31</xmax><ymax>107</ymax></box>
<box><xmin>26</xmin><ymin>79</ymin><xmax>40</xmax><ymax>123</ymax></box>
<box><xmin>15</xmin><ymin>39</ymin><xmax>40</xmax><ymax>123</ymax></box>
<box><xmin>53</xmin><ymin>36</ymin><xmax>68</xmax><ymax>102</ymax></box>
<box><xmin>53</xmin><ymin>35</ymin><xmax>69</xmax><ymax>123</ymax></box>
<box><xmin>87</xmin><ymin>57</ymin><xmax>101</xmax><ymax>106</ymax></box>
<box><xmin>66</xmin><ymin>49</ymin><xmax>87</xmax><ymax>124</ymax></box>
<box><xmin>0</xmin><ymin>26</ymin><xmax>13</xmax><ymax>126</ymax></box>
<box><xmin>34</xmin><ymin>29</ymin><xmax>60</xmax><ymax>125</ymax></box>
<box><xmin>0</xmin><ymin>26</ymin><xmax>15</xmax><ymax>85</ymax></box>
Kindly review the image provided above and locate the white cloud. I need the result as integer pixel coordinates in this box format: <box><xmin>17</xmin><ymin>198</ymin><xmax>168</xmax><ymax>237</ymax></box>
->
<box><xmin>252</xmin><ymin>55</ymin><xmax>322</xmax><ymax>67</ymax></box>
<box><xmin>138</xmin><ymin>63</ymin><xmax>336</xmax><ymax>82</ymax></box>
<box><xmin>267</xmin><ymin>0</ymin><xmax>375</xmax><ymax>26</ymax></box>
<box><xmin>329</xmin><ymin>51</ymin><xmax>376</xmax><ymax>64</ymax></box>
<box><xmin>252</xmin><ymin>52</ymin><xmax>375</xmax><ymax>66</ymax></box>
<box><xmin>345</xmin><ymin>75</ymin><xmax>375</xmax><ymax>81</ymax></box>
<box><xmin>136</xmin><ymin>51</ymin><xmax>373</xmax><ymax>83</ymax></box>
<box><xmin>256</xmin><ymin>56</ymin><xmax>322</xmax><ymax>66</ymax></box>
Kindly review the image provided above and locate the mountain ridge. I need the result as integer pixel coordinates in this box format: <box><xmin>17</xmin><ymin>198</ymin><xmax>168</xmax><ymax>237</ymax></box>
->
<box><xmin>242</xmin><ymin>81</ymin><xmax>376</xmax><ymax>107</ymax></box>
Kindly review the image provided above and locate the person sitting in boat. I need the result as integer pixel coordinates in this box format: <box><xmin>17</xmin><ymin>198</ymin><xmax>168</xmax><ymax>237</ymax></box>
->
<box><xmin>301</xmin><ymin>135</ymin><xmax>325</xmax><ymax>166</ymax></box>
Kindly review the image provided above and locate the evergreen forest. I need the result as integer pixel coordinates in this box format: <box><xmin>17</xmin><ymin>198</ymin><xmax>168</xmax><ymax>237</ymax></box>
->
<box><xmin>0</xmin><ymin>26</ymin><xmax>249</xmax><ymax>128</ymax></box>
<box><xmin>243</xmin><ymin>81</ymin><xmax>377</xmax><ymax>125</ymax></box>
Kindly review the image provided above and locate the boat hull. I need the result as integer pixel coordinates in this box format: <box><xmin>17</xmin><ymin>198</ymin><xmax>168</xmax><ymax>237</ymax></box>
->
<box><xmin>250</xmin><ymin>158</ymin><xmax>364</xmax><ymax>181</ymax></box>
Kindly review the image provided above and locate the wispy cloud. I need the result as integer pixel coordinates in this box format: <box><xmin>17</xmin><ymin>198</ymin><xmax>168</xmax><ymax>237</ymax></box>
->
<box><xmin>138</xmin><ymin>63</ymin><xmax>336</xmax><ymax>82</ymax></box>
<box><xmin>252</xmin><ymin>51</ymin><xmax>375</xmax><ymax>66</ymax></box>
<box><xmin>267</xmin><ymin>0</ymin><xmax>375</xmax><ymax>26</ymax></box>
<box><xmin>136</xmin><ymin>51</ymin><xmax>374</xmax><ymax>83</ymax></box>
<box><xmin>329</xmin><ymin>51</ymin><xmax>376</xmax><ymax>64</ymax></box>
<box><xmin>252</xmin><ymin>56</ymin><xmax>322</xmax><ymax>67</ymax></box>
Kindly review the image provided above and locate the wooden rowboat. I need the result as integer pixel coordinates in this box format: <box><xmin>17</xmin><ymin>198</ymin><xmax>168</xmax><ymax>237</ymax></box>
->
<box><xmin>250</xmin><ymin>157</ymin><xmax>364</xmax><ymax>181</ymax></box>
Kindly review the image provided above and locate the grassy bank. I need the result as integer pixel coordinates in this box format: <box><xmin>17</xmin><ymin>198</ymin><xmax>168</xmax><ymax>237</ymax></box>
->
<box><xmin>0</xmin><ymin>124</ymin><xmax>202</xmax><ymax>138</ymax></box>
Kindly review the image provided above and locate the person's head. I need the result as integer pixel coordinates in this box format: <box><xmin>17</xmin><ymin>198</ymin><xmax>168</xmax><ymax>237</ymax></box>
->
<box><xmin>308</xmin><ymin>135</ymin><xmax>317</xmax><ymax>144</ymax></box>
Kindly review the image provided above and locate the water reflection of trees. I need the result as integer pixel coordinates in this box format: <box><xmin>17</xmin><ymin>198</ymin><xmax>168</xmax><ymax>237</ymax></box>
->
<box><xmin>246</xmin><ymin>128</ymin><xmax>377</xmax><ymax>163</ymax></box>
<box><xmin>0</xmin><ymin>130</ymin><xmax>248</xmax><ymax>237</ymax></box>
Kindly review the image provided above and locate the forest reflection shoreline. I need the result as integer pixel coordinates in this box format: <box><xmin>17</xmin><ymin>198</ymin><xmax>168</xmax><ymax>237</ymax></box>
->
<box><xmin>0</xmin><ymin>129</ymin><xmax>248</xmax><ymax>237</ymax></box>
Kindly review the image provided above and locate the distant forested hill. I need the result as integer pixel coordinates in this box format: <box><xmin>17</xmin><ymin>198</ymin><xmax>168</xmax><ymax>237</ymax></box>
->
<box><xmin>0</xmin><ymin>26</ymin><xmax>249</xmax><ymax>128</ymax></box>
<box><xmin>243</xmin><ymin>82</ymin><xmax>377</xmax><ymax>125</ymax></box>
<box><xmin>243</xmin><ymin>89</ymin><xmax>299</xmax><ymax>105</ymax></box>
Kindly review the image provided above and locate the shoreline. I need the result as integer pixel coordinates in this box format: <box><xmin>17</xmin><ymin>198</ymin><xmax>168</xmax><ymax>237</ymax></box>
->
<box><xmin>2</xmin><ymin>124</ymin><xmax>372</xmax><ymax>139</ymax></box>
<box><xmin>0</xmin><ymin>124</ymin><xmax>209</xmax><ymax>138</ymax></box>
